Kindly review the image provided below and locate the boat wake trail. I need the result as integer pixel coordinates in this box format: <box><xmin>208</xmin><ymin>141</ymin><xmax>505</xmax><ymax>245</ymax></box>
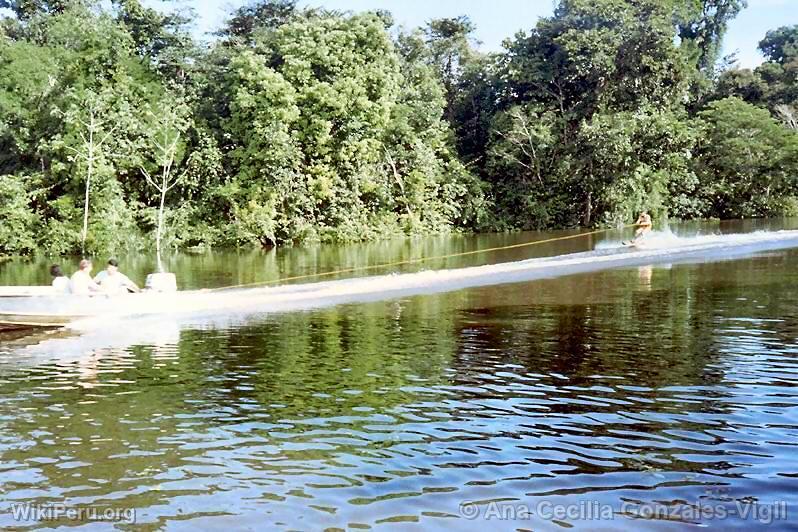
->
<box><xmin>81</xmin><ymin>229</ymin><xmax>798</xmax><ymax>322</ymax></box>
<box><xmin>14</xmin><ymin>230</ymin><xmax>798</xmax><ymax>323</ymax></box>
<box><xmin>178</xmin><ymin>231</ymin><xmax>798</xmax><ymax>313</ymax></box>
<box><xmin>4</xmin><ymin>229</ymin><xmax>798</xmax><ymax>361</ymax></box>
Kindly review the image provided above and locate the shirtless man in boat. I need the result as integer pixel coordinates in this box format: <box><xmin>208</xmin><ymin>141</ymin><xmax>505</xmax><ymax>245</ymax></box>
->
<box><xmin>94</xmin><ymin>259</ymin><xmax>140</xmax><ymax>294</ymax></box>
<box><xmin>70</xmin><ymin>259</ymin><xmax>101</xmax><ymax>295</ymax></box>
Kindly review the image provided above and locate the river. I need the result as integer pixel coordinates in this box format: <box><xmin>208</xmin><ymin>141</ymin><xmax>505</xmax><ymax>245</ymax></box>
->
<box><xmin>1</xmin><ymin>219</ymin><xmax>797</xmax><ymax>530</ymax></box>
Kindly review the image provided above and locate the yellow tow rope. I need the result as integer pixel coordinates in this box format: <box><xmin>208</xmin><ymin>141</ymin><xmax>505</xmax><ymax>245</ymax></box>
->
<box><xmin>213</xmin><ymin>225</ymin><xmax>632</xmax><ymax>291</ymax></box>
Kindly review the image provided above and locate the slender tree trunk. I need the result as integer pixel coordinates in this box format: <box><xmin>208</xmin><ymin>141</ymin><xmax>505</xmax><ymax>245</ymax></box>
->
<box><xmin>585</xmin><ymin>191</ymin><xmax>592</xmax><ymax>226</ymax></box>
<box><xmin>386</xmin><ymin>151</ymin><xmax>412</xmax><ymax>217</ymax></box>
<box><xmin>81</xmin><ymin>114</ymin><xmax>95</xmax><ymax>256</ymax></box>
<box><xmin>445</xmin><ymin>53</ymin><xmax>455</xmax><ymax>126</ymax></box>
<box><xmin>82</xmin><ymin>164</ymin><xmax>91</xmax><ymax>256</ymax></box>
<box><xmin>142</xmin><ymin>124</ymin><xmax>180</xmax><ymax>274</ymax></box>
<box><xmin>157</xmin><ymin>174</ymin><xmax>167</xmax><ymax>273</ymax></box>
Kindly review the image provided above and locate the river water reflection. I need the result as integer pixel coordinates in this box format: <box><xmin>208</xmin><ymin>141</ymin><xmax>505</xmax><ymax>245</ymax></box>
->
<box><xmin>1</xmin><ymin>220</ymin><xmax>797</xmax><ymax>530</ymax></box>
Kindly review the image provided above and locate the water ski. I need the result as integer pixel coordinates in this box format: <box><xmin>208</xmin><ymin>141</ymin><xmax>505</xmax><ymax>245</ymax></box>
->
<box><xmin>624</xmin><ymin>239</ymin><xmax>650</xmax><ymax>249</ymax></box>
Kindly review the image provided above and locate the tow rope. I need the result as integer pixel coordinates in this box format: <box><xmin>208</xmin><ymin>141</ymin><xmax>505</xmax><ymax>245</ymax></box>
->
<box><xmin>213</xmin><ymin>225</ymin><xmax>633</xmax><ymax>291</ymax></box>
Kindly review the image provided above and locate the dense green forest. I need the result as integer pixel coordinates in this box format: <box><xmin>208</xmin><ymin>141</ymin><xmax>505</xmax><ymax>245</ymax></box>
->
<box><xmin>1</xmin><ymin>0</ymin><xmax>797</xmax><ymax>256</ymax></box>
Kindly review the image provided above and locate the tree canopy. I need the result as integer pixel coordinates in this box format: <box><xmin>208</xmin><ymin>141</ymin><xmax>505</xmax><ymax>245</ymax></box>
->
<box><xmin>0</xmin><ymin>0</ymin><xmax>796</xmax><ymax>257</ymax></box>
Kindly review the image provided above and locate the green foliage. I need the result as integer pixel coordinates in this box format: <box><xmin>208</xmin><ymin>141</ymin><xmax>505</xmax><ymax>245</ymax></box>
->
<box><xmin>0</xmin><ymin>0</ymin><xmax>796</xmax><ymax>258</ymax></box>
<box><xmin>222</xmin><ymin>11</ymin><xmax>484</xmax><ymax>245</ymax></box>
<box><xmin>502</xmin><ymin>0</ymin><xmax>688</xmax><ymax>121</ymax></box>
<box><xmin>0</xmin><ymin>174</ymin><xmax>40</xmax><ymax>255</ymax></box>
<box><xmin>87</xmin><ymin>177</ymin><xmax>143</xmax><ymax>255</ymax></box>
<box><xmin>217</xmin><ymin>0</ymin><xmax>297</xmax><ymax>44</ymax></box>
<box><xmin>482</xmin><ymin>0</ymin><xmax>697</xmax><ymax>228</ymax></box>
<box><xmin>40</xmin><ymin>195</ymin><xmax>82</xmax><ymax>255</ymax></box>
<box><xmin>476</xmin><ymin>0</ymin><xmax>794</xmax><ymax>229</ymax></box>
<box><xmin>576</xmin><ymin>109</ymin><xmax>700</xmax><ymax>225</ymax></box>
<box><xmin>673</xmin><ymin>0</ymin><xmax>747</xmax><ymax>72</ymax></box>
<box><xmin>713</xmin><ymin>25</ymin><xmax>798</xmax><ymax>111</ymax></box>
<box><xmin>486</xmin><ymin>105</ymin><xmax>561</xmax><ymax>228</ymax></box>
<box><xmin>759</xmin><ymin>25</ymin><xmax>798</xmax><ymax>64</ymax></box>
<box><xmin>693</xmin><ymin>97</ymin><xmax>798</xmax><ymax>218</ymax></box>
<box><xmin>2</xmin><ymin>0</ymin><xmax>72</xmax><ymax>21</ymax></box>
<box><xmin>112</xmin><ymin>0</ymin><xmax>199</xmax><ymax>80</ymax></box>
<box><xmin>713</xmin><ymin>68</ymin><xmax>766</xmax><ymax>103</ymax></box>
<box><xmin>422</xmin><ymin>16</ymin><xmax>477</xmax><ymax>125</ymax></box>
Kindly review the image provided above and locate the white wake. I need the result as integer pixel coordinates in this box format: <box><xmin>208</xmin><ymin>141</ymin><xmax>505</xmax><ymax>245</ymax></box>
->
<box><xmin>3</xmin><ymin>229</ymin><xmax>798</xmax><ymax>362</ymax></box>
<box><xmin>74</xmin><ymin>229</ymin><xmax>798</xmax><ymax>323</ymax></box>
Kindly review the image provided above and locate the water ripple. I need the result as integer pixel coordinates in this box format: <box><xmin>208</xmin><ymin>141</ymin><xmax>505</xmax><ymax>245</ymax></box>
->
<box><xmin>1</xmin><ymin>252</ymin><xmax>798</xmax><ymax>529</ymax></box>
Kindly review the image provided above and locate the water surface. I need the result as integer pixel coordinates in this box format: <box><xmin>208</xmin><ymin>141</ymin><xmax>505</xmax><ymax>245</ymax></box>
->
<box><xmin>1</xmin><ymin>220</ymin><xmax>797</xmax><ymax>530</ymax></box>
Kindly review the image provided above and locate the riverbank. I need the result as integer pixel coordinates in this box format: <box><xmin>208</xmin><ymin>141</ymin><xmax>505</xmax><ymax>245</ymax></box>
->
<box><xmin>2</xmin><ymin>218</ymin><xmax>796</xmax><ymax>290</ymax></box>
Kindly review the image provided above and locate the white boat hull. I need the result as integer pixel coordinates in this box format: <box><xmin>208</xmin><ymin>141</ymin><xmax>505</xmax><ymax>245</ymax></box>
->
<box><xmin>0</xmin><ymin>290</ymin><xmax>199</xmax><ymax>330</ymax></box>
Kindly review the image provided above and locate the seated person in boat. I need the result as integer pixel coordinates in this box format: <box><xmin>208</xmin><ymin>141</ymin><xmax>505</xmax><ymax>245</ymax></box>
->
<box><xmin>70</xmin><ymin>259</ymin><xmax>101</xmax><ymax>295</ymax></box>
<box><xmin>50</xmin><ymin>264</ymin><xmax>70</xmax><ymax>294</ymax></box>
<box><xmin>94</xmin><ymin>259</ymin><xmax>140</xmax><ymax>294</ymax></box>
<box><xmin>634</xmin><ymin>211</ymin><xmax>653</xmax><ymax>240</ymax></box>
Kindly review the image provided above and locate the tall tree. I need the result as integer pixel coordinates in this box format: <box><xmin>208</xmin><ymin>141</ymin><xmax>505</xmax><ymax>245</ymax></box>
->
<box><xmin>487</xmin><ymin>0</ymin><xmax>691</xmax><ymax>227</ymax></box>
<box><xmin>58</xmin><ymin>89</ymin><xmax>117</xmax><ymax>255</ymax></box>
<box><xmin>756</xmin><ymin>25</ymin><xmax>798</xmax><ymax>108</ymax></box>
<box><xmin>674</xmin><ymin>0</ymin><xmax>747</xmax><ymax>72</ymax></box>
<box><xmin>140</xmin><ymin>95</ymin><xmax>191</xmax><ymax>270</ymax></box>
<box><xmin>423</xmin><ymin>16</ymin><xmax>477</xmax><ymax>125</ymax></box>
<box><xmin>112</xmin><ymin>0</ymin><xmax>198</xmax><ymax>82</ymax></box>
<box><xmin>217</xmin><ymin>0</ymin><xmax>297</xmax><ymax>44</ymax></box>
<box><xmin>759</xmin><ymin>25</ymin><xmax>798</xmax><ymax>65</ymax></box>
<box><xmin>223</xmin><ymin>11</ymin><xmax>484</xmax><ymax>245</ymax></box>
<box><xmin>693</xmin><ymin>97</ymin><xmax>798</xmax><ymax>218</ymax></box>
<box><xmin>712</xmin><ymin>25</ymin><xmax>798</xmax><ymax>111</ymax></box>
<box><xmin>1</xmin><ymin>0</ymin><xmax>72</xmax><ymax>21</ymax></box>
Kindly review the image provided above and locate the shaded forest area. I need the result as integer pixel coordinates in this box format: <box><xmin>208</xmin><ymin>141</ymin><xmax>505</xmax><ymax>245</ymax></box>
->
<box><xmin>1</xmin><ymin>0</ymin><xmax>797</xmax><ymax>256</ymax></box>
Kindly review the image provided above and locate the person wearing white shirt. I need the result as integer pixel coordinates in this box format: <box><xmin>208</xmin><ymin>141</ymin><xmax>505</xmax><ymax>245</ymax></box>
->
<box><xmin>94</xmin><ymin>259</ymin><xmax>140</xmax><ymax>295</ymax></box>
<box><xmin>50</xmin><ymin>264</ymin><xmax>71</xmax><ymax>294</ymax></box>
<box><xmin>70</xmin><ymin>259</ymin><xmax>101</xmax><ymax>295</ymax></box>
